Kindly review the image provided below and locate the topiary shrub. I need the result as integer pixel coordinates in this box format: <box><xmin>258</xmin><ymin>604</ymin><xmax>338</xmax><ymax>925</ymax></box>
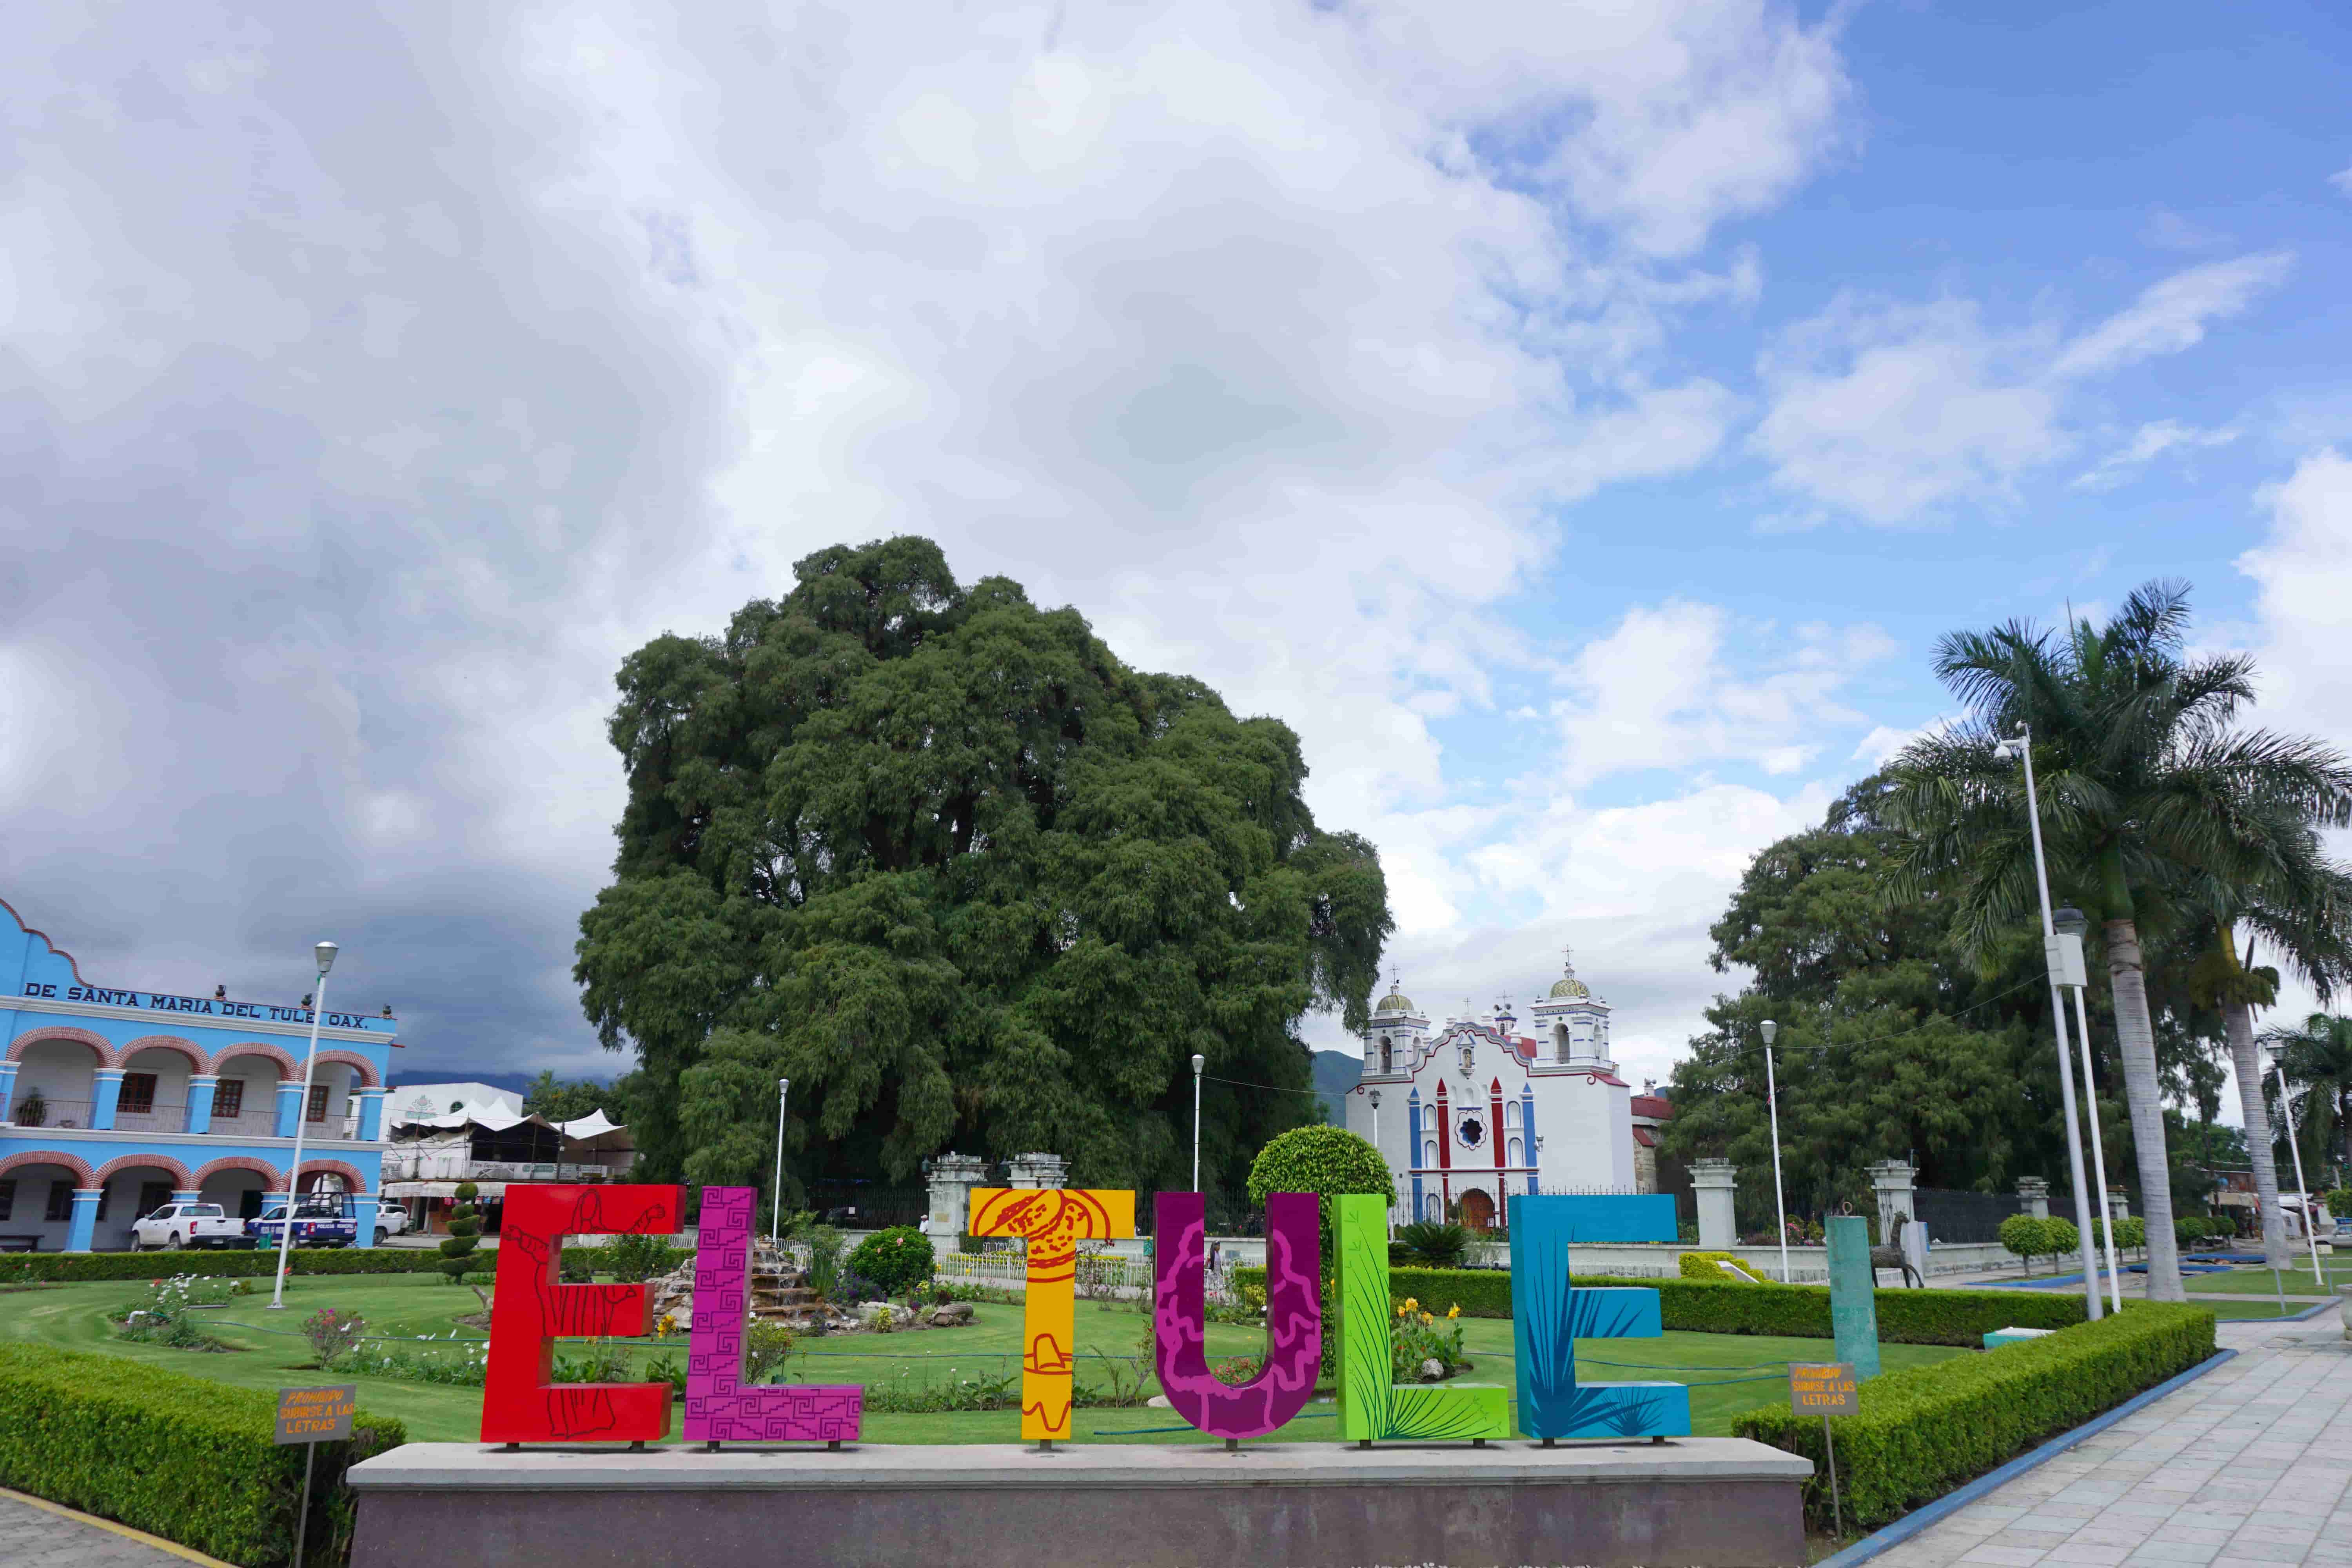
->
<box><xmin>847</xmin><ymin>1227</ymin><xmax>936</xmax><ymax>1298</ymax></box>
<box><xmin>1245</xmin><ymin>1125</ymin><xmax>1394</xmax><ymax>1258</ymax></box>
<box><xmin>1679</xmin><ymin>1250</ymin><xmax>1771</xmax><ymax>1283</ymax></box>
<box><xmin>438</xmin><ymin>1181</ymin><xmax>482</xmax><ymax>1283</ymax></box>
<box><xmin>1735</xmin><ymin>1303</ymin><xmax>2216</xmax><ymax>1529</ymax></box>
<box><xmin>1999</xmin><ymin>1214</ymin><xmax>2079</xmax><ymax>1272</ymax></box>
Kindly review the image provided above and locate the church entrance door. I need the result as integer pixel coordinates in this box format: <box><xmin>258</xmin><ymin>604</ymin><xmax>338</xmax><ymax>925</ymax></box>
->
<box><xmin>1459</xmin><ymin>1189</ymin><xmax>1496</xmax><ymax>1232</ymax></box>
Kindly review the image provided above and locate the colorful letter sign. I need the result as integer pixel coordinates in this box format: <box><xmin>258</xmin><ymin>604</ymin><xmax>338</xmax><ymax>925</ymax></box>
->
<box><xmin>1334</xmin><ymin>1194</ymin><xmax>1511</xmax><ymax>1443</ymax></box>
<box><xmin>482</xmin><ymin>1184</ymin><xmax>681</xmax><ymax>1445</ymax></box>
<box><xmin>682</xmin><ymin>1187</ymin><xmax>862</xmax><ymax>1446</ymax></box>
<box><xmin>1507</xmin><ymin>1192</ymin><xmax>1691</xmax><ymax>1441</ymax></box>
<box><xmin>1151</xmin><ymin>1191</ymin><xmax>1321</xmax><ymax>1440</ymax></box>
<box><xmin>969</xmin><ymin>1187</ymin><xmax>1135</xmax><ymax>1442</ymax></box>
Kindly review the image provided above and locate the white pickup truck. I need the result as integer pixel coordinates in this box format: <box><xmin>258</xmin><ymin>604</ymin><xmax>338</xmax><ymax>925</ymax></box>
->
<box><xmin>132</xmin><ymin>1201</ymin><xmax>255</xmax><ymax>1252</ymax></box>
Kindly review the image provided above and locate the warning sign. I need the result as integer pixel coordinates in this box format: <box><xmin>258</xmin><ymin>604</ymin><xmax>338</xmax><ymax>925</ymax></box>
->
<box><xmin>275</xmin><ymin>1385</ymin><xmax>357</xmax><ymax>1444</ymax></box>
<box><xmin>1788</xmin><ymin>1362</ymin><xmax>1858</xmax><ymax>1415</ymax></box>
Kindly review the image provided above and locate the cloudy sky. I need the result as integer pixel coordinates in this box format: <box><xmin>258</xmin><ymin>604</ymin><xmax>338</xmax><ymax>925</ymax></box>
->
<box><xmin>4</xmin><ymin>3</ymin><xmax>2348</xmax><ymax>1113</ymax></box>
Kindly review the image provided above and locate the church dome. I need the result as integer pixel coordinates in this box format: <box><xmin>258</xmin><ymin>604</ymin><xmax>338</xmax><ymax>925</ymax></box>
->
<box><xmin>1549</xmin><ymin>974</ymin><xmax>1590</xmax><ymax>999</ymax></box>
<box><xmin>1374</xmin><ymin>986</ymin><xmax>1416</xmax><ymax>1014</ymax></box>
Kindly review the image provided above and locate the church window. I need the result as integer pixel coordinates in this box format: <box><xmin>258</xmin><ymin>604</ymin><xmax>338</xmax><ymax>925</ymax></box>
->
<box><xmin>1553</xmin><ymin>1024</ymin><xmax>1569</xmax><ymax>1063</ymax></box>
<box><xmin>1423</xmin><ymin>1140</ymin><xmax>1437</xmax><ymax>1169</ymax></box>
<box><xmin>1507</xmin><ymin>1137</ymin><xmax>1523</xmax><ymax>1167</ymax></box>
<box><xmin>1379</xmin><ymin>1037</ymin><xmax>1392</xmax><ymax>1073</ymax></box>
<box><xmin>1504</xmin><ymin>1100</ymin><xmax>1521</xmax><ymax>1128</ymax></box>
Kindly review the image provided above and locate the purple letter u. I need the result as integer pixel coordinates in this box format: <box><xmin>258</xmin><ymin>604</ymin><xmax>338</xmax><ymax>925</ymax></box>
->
<box><xmin>1152</xmin><ymin>1191</ymin><xmax>1321</xmax><ymax>1440</ymax></box>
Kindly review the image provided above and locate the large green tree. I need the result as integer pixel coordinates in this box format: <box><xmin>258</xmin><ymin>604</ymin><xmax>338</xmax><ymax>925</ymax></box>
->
<box><xmin>2259</xmin><ymin>1012</ymin><xmax>2352</xmax><ymax>1193</ymax></box>
<box><xmin>1880</xmin><ymin>582</ymin><xmax>2352</xmax><ymax>1300</ymax></box>
<box><xmin>573</xmin><ymin>537</ymin><xmax>1392</xmax><ymax>1204</ymax></box>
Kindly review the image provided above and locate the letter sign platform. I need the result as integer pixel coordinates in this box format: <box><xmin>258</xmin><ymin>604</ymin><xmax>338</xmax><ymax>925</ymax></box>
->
<box><xmin>1787</xmin><ymin>1363</ymin><xmax>1858</xmax><ymax>1416</ymax></box>
<box><xmin>277</xmin><ymin>1385</ymin><xmax>358</xmax><ymax>1444</ymax></box>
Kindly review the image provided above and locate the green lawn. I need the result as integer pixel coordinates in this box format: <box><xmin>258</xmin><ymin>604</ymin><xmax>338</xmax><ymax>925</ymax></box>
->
<box><xmin>0</xmin><ymin>1275</ymin><xmax>1967</xmax><ymax>1446</ymax></box>
<box><xmin>2181</xmin><ymin>1263</ymin><xmax>2346</xmax><ymax>1299</ymax></box>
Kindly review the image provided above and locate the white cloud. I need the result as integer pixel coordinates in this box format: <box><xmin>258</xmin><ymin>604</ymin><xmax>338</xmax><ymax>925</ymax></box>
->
<box><xmin>2070</xmin><ymin>419</ymin><xmax>2239</xmax><ymax>492</ymax></box>
<box><xmin>2238</xmin><ymin>448</ymin><xmax>2352</xmax><ymax>742</ymax></box>
<box><xmin>1753</xmin><ymin>254</ymin><xmax>2290</xmax><ymax>524</ymax></box>
<box><xmin>0</xmin><ymin>1</ymin><xmax>1860</xmax><ymax>1076</ymax></box>
<box><xmin>2048</xmin><ymin>252</ymin><xmax>2291</xmax><ymax>381</ymax></box>
<box><xmin>2330</xmin><ymin>164</ymin><xmax>2352</xmax><ymax>197</ymax></box>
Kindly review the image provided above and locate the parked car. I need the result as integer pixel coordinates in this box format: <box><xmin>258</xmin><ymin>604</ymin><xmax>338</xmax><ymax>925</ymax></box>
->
<box><xmin>132</xmin><ymin>1201</ymin><xmax>254</xmax><ymax>1252</ymax></box>
<box><xmin>371</xmin><ymin>1205</ymin><xmax>411</xmax><ymax>1246</ymax></box>
<box><xmin>246</xmin><ymin>1201</ymin><xmax>358</xmax><ymax>1249</ymax></box>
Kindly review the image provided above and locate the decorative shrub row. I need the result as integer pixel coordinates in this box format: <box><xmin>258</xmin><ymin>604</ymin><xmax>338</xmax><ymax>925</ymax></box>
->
<box><xmin>1230</xmin><ymin>1265</ymin><xmax>2087</xmax><ymax>1345</ymax></box>
<box><xmin>1733</xmin><ymin>1303</ymin><xmax>2216</xmax><ymax>1529</ymax></box>
<box><xmin>1677</xmin><ymin>1250</ymin><xmax>1766</xmax><ymax>1281</ymax></box>
<box><xmin>0</xmin><ymin>1342</ymin><xmax>406</xmax><ymax>1568</ymax></box>
<box><xmin>0</xmin><ymin>1241</ymin><xmax>667</xmax><ymax>1283</ymax></box>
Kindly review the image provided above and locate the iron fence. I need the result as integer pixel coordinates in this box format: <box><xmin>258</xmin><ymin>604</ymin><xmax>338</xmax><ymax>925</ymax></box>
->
<box><xmin>1913</xmin><ymin>1187</ymin><xmax>2026</xmax><ymax>1245</ymax></box>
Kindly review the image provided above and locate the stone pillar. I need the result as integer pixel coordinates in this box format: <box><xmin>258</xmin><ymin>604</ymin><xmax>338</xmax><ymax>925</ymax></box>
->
<box><xmin>2016</xmin><ymin>1177</ymin><xmax>2049</xmax><ymax>1220</ymax></box>
<box><xmin>184</xmin><ymin>1075</ymin><xmax>218</xmax><ymax>1134</ymax></box>
<box><xmin>1006</xmin><ymin>1153</ymin><xmax>1068</xmax><ymax>1191</ymax></box>
<box><xmin>274</xmin><ymin>1082</ymin><xmax>303</xmax><ymax>1138</ymax></box>
<box><xmin>0</xmin><ymin>1061</ymin><xmax>18</xmax><ymax>1123</ymax></box>
<box><xmin>925</xmin><ymin>1153</ymin><xmax>989</xmax><ymax>1238</ymax></box>
<box><xmin>65</xmin><ymin>1189</ymin><xmax>101</xmax><ymax>1253</ymax></box>
<box><xmin>1868</xmin><ymin>1160</ymin><xmax>1916</xmax><ymax>1247</ymax></box>
<box><xmin>351</xmin><ymin>1192</ymin><xmax>380</xmax><ymax>1249</ymax></box>
<box><xmin>1691</xmin><ymin>1159</ymin><xmax>1739</xmax><ymax>1250</ymax></box>
<box><xmin>1824</xmin><ymin>1214</ymin><xmax>1881</xmax><ymax>1380</ymax></box>
<box><xmin>2106</xmin><ymin>1187</ymin><xmax>2131</xmax><ymax>1221</ymax></box>
<box><xmin>90</xmin><ymin>1068</ymin><xmax>126</xmax><ymax>1130</ymax></box>
<box><xmin>356</xmin><ymin>1087</ymin><xmax>387</xmax><ymax>1142</ymax></box>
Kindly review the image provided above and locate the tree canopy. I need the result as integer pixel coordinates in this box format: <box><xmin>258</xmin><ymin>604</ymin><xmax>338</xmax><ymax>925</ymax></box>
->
<box><xmin>573</xmin><ymin>537</ymin><xmax>1393</xmax><ymax>1203</ymax></box>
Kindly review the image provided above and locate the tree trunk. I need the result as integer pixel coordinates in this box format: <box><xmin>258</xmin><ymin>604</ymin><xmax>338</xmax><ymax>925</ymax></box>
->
<box><xmin>2105</xmin><ymin>918</ymin><xmax>2185</xmax><ymax>1301</ymax></box>
<box><xmin>2223</xmin><ymin>1000</ymin><xmax>2290</xmax><ymax>1268</ymax></box>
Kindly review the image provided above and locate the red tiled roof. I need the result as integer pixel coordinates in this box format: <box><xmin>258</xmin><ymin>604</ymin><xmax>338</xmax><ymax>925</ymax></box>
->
<box><xmin>1632</xmin><ymin>1127</ymin><xmax>1658</xmax><ymax>1147</ymax></box>
<box><xmin>1630</xmin><ymin>1095</ymin><xmax>1673</xmax><ymax>1120</ymax></box>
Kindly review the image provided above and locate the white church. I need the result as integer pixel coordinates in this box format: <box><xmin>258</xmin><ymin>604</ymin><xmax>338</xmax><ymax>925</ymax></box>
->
<box><xmin>1343</xmin><ymin>953</ymin><xmax>1662</xmax><ymax>1229</ymax></box>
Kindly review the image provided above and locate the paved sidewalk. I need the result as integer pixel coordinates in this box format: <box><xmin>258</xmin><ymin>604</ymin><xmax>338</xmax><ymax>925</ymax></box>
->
<box><xmin>1874</xmin><ymin>1312</ymin><xmax>2352</xmax><ymax>1568</ymax></box>
<box><xmin>0</xmin><ymin>1492</ymin><xmax>221</xmax><ymax>1567</ymax></box>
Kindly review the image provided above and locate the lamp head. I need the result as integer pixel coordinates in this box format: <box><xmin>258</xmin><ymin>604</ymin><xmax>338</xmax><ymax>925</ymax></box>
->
<box><xmin>1760</xmin><ymin>1019</ymin><xmax>1778</xmax><ymax>1046</ymax></box>
<box><xmin>314</xmin><ymin>940</ymin><xmax>339</xmax><ymax>976</ymax></box>
<box><xmin>1368</xmin><ymin>1089</ymin><xmax>1381</xmax><ymax>1108</ymax></box>
<box><xmin>779</xmin><ymin>1077</ymin><xmax>789</xmax><ymax>1092</ymax></box>
<box><xmin>2053</xmin><ymin>906</ymin><xmax>2089</xmax><ymax>937</ymax></box>
<box><xmin>1191</xmin><ymin>1054</ymin><xmax>1205</xmax><ymax>1074</ymax></box>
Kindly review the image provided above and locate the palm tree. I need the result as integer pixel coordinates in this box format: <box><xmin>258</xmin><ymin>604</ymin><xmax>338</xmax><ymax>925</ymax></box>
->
<box><xmin>1880</xmin><ymin>582</ymin><xmax>2352</xmax><ymax>1301</ymax></box>
<box><xmin>2259</xmin><ymin>1013</ymin><xmax>2352</xmax><ymax>1200</ymax></box>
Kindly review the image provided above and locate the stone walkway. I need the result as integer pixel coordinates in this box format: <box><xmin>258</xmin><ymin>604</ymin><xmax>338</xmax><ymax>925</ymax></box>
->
<box><xmin>0</xmin><ymin>1492</ymin><xmax>220</xmax><ymax>1567</ymax></box>
<box><xmin>1873</xmin><ymin>1311</ymin><xmax>2352</xmax><ymax>1568</ymax></box>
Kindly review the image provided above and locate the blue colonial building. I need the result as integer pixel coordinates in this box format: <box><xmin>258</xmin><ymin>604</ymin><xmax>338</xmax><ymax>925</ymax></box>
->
<box><xmin>0</xmin><ymin>898</ymin><xmax>397</xmax><ymax>1252</ymax></box>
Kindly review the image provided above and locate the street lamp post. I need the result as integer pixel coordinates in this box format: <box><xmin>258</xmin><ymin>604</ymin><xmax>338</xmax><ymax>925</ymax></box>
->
<box><xmin>2054</xmin><ymin>907</ymin><xmax>2124</xmax><ymax>1312</ymax></box>
<box><xmin>1761</xmin><ymin>1019</ymin><xmax>1790</xmax><ymax>1285</ymax></box>
<box><xmin>269</xmin><ymin>941</ymin><xmax>339</xmax><ymax>1312</ymax></box>
<box><xmin>1997</xmin><ymin>724</ymin><xmax>2105</xmax><ymax>1319</ymax></box>
<box><xmin>1369</xmin><ymin>1089</ymin><xmax>1386</xmax><ymax>1234</ymax></box>
<box><xmin>1191</xmin><ymin>1054</ymin><xmax>1206</xmax><ymax>1193</ymax></box>
<box><xmin>2268</xmin><ymin>1044</ymin><xmax>2327</xmax><ymax>1283</ymax></box>
<box><xmin>772</xmin><ymin>1078</ymin><xmax>789</xmax><ymax>1246</ymax></box>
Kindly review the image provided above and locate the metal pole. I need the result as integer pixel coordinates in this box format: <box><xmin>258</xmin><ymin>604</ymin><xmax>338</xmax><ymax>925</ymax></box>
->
<box><xmin>2069</xmin><ymin>987</ymin><xmax>2124</xmax><ymax>1311</ymax></box>
<box><xmin>294</xmin><ymin>1441</ymin><xmax>316</xmax><ymax>1568</ymax></box>
<box><xmin>2011</xmin><ymin>729</ymin><xmax>2104</xmax><ymax>1318</ymax></box>
<box><xmin>1764</xmin><ymin>1032</ymin><xmax>1790</xmax><ymax>1285</ymax></box>
<box><xmin>2273</xmin><ymin>1053</ymin><xmax>2326</xmax><ymax>1285</ymax></box>
<box><xmin>271</xmin><ymin>958</ymin><xmax>332</xmax><ymax>1312</ymax></box>
<box><xmin>1823</xmin><ymin>1416</ymin><xmax>1842</xmax><ymax>1538</ymax></box>
<box><xmin>1191</xmin><ymin>1054</ymin><xmax>1205</xmax><ymax>1192</ymax></box>
<box><xmin>772</xmin><ymin>1078</ymin><xmax>789</xmax><ymax>1245</ymax></box>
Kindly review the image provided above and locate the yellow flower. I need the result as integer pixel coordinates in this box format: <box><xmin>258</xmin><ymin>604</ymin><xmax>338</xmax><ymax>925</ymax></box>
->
<box><xmin>1421</xmin><ymin>1312</ymin><xmax>1434</xmax><ymax>1326</ymax></box>
<box><xmin>1403</xmin><ymin>1297</ymin><xmax>1418</xmax><ymax>1312</ymax></box>
<box><xmin>1447</xmin><ymin>1305</ymin><xmax>1460</xmax><ymax>1319</ymax></box>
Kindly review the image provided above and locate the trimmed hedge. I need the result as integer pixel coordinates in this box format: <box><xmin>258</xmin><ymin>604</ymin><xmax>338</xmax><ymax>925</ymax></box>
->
<box><xmin>0</xmin><ymin>1342</ymin><xmax>405</xmax><ymax>1567</ymax></box>
<box><xmin>1233</xmin><ymin>1264</ymin><xmax>2087</xmax><ymax>1345</ymax></box>
<box><xmin>0</xmin><ymin>1241</ymin><xmax>673</xmax><ymax>1284</ymax></box>
<box><xmin>1679</xmin><ymin>1250</ymin><xmax>1770</xmax><ymax>1282</ymax></box>
<box><xmin>1734</xmin><ymin>1303</ymin><xmax>2215</xmax><ymax>1528</ymax></box>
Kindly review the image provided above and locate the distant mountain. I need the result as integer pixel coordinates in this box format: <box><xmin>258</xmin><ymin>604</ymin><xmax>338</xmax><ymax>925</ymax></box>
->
<box><xmin>1311</xmin><ymin>1050</ymin><xmax>1360</xmax><ymax>1125</ymax></box>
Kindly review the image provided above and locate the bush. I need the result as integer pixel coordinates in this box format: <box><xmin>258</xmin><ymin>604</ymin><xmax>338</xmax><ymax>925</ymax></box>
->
<box><xmin>1245</xmin><ymin>1125</ymin><xmax>1394</xmax><ymax>1256</ymax></box>
<box><xmin>1392</xmin><ymin>1220</ymin><xmax>1474</xmax><ymax>1269</ymax></box>
<box><xmin>1237</xmin><ymin>1264</ymin><xmax>2088</xmax><ymax>1345</ymax></box>
<box><xmin>0</xmin><ymin>1342</ymin><xmax>405</xmax><ymax>1567</ymax></box>
<box><xmin>848</xmin><ymin>1227</ymin><xmax>936</xmax><ymax>1297</ymax></box>
<box><xmin>1679</xmin><ymin>1250</ymin><xmax>1771</xmax><ymax>1283</ymax></box>
<box><xmin>438</xmin><ymin>1181</ymin><xmax>482</xmax><ymax>1283</ymax></box>
<box><xmin>1734</xmin><ymin>1304</ymin><xmax>2216</xmax><ymax>1529</ymax></box>
<box><xmin>0</xmin><ymin>1247</ymin><xmax>452</xmax><ymax>1284</ymax></box>
<box><xmin>802</xmin><ymin>1225</ymin><xmax>849</xmax><ymax>1302</ymax></box>
<box><xmin>2089</xmin><ymin>1216</ymin><xmax>2147</xmax><ymax>1251</ymax></box>
<box><xmin>603</xmin><ymin>1231</ymin><xmax>676</xmax><ymax>1284</ymax></box>
<box><xmin>302</xmin><ymin>1307</ymin><xmax>367</xmax><ymax>1368</ymax></box>
<box><xmin>2324</xmin><ymin>1188</ymin><xmax>2350</xmax><ymax>1220</ymax></box>
<box><xmin>1998</xmin><ymin>1214</ymin><xmax>2082</xmax><ymax>1272</ymax></box>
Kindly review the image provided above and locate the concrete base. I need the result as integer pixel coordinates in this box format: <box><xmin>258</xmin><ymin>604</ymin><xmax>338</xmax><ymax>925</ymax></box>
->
<box><xmin>350</xmin><ymin>1438</ymin><xmax>1812</xmax><ymax>1568</ymax></box>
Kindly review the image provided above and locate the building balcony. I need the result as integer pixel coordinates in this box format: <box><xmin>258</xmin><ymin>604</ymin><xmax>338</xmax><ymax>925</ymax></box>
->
<box><xmin>3</xmin><ymin>1098</ymin><xmax>374</xmax><ymax>1141</ymax></box>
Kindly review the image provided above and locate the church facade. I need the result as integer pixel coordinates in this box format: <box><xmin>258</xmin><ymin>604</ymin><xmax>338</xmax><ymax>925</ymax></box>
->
<box><xmin>1341</xmin><ymin>955</ymin><xmax>1642</xmax><ymax>1230</ymax></box>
